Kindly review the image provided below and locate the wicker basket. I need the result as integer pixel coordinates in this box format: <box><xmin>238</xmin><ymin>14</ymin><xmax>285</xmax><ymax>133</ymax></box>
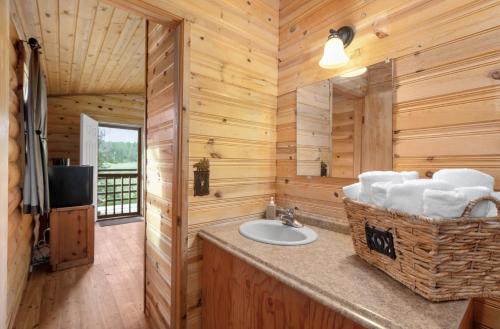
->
<box><xmin>344</xmin><ymin>195</ymin><xmax>500</xmax><ymax>302</ymax></box>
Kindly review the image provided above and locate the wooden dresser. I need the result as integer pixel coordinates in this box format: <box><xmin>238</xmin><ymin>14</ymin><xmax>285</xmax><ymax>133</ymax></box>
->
<box><xmin>50</xmin><ymin>205</ymin><xmax>95</xmax><ymax>271</ymax></box>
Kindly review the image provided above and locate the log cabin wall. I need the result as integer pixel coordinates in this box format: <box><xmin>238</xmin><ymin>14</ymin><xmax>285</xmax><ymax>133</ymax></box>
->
<box><xmin>277</xmin><ymin>0</ymin><xmax>500</xmax><ymax>226</ymax></box>
<box><xmin>7</xmin><ymin>20</ymin><xmax>33</xmax><ymax>329</ymax></box>
<box><xmin>0</xmin><ymin>1</ymin><xmax>7</xmax><ymax>325</ymax></box>
<box><xmin>46</xmin><ymin>94</ymin><xmax>145</xmax><ymax>164</ymax></box>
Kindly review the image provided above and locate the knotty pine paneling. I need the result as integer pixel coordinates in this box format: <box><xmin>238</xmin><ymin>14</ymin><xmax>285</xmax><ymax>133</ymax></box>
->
<box><xmin>277</xmin><ymin>0</ymin><xmax>500</xmax><ymax>226</ymax></box>
<box><xmin>47</xmin><ymin>94</ymin><xmax>144</xmax><ymax>164</ymax></box>
<box><xmin>296</xmin><ymin>80</ymin><xmax>331</xmax><ymax>176</ymax></box>
<box><xmin>7</xmin><ymin>23</ymin><xmax>33</xmax><ymax>329</ymax></box>
<box><xmin>144</xmin><ymin>2</ymin><xmax>279</xmax><ymax>327</ymax></box>
<box><xmin>92</xmin><ymin>1</ymin><xmax>279</xmax><ymax>327</ymax></box>
<box><xmin>145</xmin><ymin>22</ymin><xmax>180</xmax><ymax>329</ymax></box>
<box><xmin>330</xmin><ymin>95</ymin><xmax>361</xmax><ymax>178</ymax></box>
<box><xmin>11</xmin><ymin>0</ymin><xmax>151</xmax><ymax>95</ymax></box>
<box><xmin>187</xmin><ymin>14</ymin><xmax>278</xmax><ymax>329</ymax></box>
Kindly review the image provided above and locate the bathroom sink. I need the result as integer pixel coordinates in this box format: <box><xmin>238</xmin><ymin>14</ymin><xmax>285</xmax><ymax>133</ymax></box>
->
<box><xmin>239</xmin><ymin>220</ymin><xmax>317</xmax><ymax>246</ymax></box>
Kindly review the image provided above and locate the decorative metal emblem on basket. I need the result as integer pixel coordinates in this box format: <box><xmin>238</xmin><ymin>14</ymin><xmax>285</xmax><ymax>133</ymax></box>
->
<box><xmin>364</xmin><ymin>223</ymin><xmax>396</xmax><ymax>259</ymax></box>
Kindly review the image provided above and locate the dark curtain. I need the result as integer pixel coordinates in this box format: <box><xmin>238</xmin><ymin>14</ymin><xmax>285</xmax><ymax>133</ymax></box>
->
<box><xmin>22</xmin><ymin>40</ymin><xmax>49</xmax><ymax>216</ymax></box>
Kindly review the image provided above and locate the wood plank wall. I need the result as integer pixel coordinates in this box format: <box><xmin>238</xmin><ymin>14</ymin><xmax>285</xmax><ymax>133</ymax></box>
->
<box><xmin>183</xmin><ymin>1</ymin><xmax>279</xmax><ymax>326</ymax></box>
<box><xmin>296</xmin><ymin>80</ymin><xmax>331</xmax><ymax>176</ymax></box>
<box><xmin>277</xmin><ymin>0</ymin><xmax>500</xmax><ymax>226</ymax></box>
<box><xmin>103</xmin><ymin>1</ymin><xmax>279</xmax><ymax>327</ymax></box>
<box><xmin>144</xmin><ymin>22</ymin><xmax>179</xmax><ymax>329</ymax></box>
<box><xmin>359</xmin><ymin>62</ymin><xmax>393</xmax><ymax>173</ymax></box>
<box><xmin>330</xmin><ymin>93</ymin><xmax>361</xmax><ymax>178</ymax></box>
<box><xmin>7</xmin><ymin>21</ymin><xmax>33</xmax><ymax>329</ymax></box>
<box><xmin>46</xmin><ymin>94</ymin><xmax>144</xmax><ymax>164</ymax></box>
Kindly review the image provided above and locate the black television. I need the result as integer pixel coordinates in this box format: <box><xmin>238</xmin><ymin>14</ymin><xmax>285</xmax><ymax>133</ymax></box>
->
<box><xmin>48</xmin><ymin>165</ymin><xmax>93</xmax><ymax>208</ymax></box>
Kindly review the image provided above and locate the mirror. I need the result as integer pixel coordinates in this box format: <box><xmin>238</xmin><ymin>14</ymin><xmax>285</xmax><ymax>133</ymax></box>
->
<box><xmin>296</xmin><ymin>60</ymin><xmax>393</xmax><ymax>178</ymax></box>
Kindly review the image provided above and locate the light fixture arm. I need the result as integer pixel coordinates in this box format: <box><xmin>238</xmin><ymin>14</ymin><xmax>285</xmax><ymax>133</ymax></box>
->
<box><xmin>327</xmin><ymin>26</ymin><xmax>354</xmax><ymax>48</ymax></box>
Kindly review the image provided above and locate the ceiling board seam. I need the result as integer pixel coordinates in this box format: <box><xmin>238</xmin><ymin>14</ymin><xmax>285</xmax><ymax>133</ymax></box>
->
<box><xmin>75</xmin><ymin>2</ymin><xmax>110</xmax><ymax>93</ymax></box>
<box><xmin>101</xmin><ymin>20</ymin><xmax>144</xmax><ymax>92</ymax></box>
<box><xmin>33</xmin><ymin>0</ymin><xmax>52</xmax><ymax>90</ymax></box>
<box><xmin>66</xmin><ymin>0</ymin><xmax>80</xmax><ymax>95</ymax></box>
<box><xmin>73</xmin><ymin>2</ymin><xmax>96</xmax><ymax>92</ymax></box>
<box><xmin>90</xmin><ymin>9</ymin><xmax>134</xmax><ymax>92</ymax></box>
<box><xmin>96</xmin><ymin>15</ymin><xmax>142</xmax><ymax>91</ymax></box>
<box><xmin>82</xmin><ymin>5</ymin><xmax>117</xmax><ymax>93</ymax></box>
<box><xmin>55</xmin><ymin>0</ymin><xmax>60</xmax><ymax>93</ymax></box>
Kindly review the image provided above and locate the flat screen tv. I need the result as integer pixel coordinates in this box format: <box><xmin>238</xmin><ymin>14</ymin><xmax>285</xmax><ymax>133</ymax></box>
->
<box><xmin>48</xmin><ymin>165</ymin><xmax>93</xmax><ymax>208</ymax></box>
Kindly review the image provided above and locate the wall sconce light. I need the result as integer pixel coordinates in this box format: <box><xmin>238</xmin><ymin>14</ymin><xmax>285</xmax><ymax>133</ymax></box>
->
<box><xmin>319</xmin><ymin>27</ymin><xmax>355</xmax><ymax>69</ymax></box>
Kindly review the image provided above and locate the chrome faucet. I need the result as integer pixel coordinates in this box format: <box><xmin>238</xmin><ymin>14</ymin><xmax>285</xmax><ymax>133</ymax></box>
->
<box><xmin>280</xmin><ymin>208</ymin><xmax>303</xmax><ymax>228</ymax></box>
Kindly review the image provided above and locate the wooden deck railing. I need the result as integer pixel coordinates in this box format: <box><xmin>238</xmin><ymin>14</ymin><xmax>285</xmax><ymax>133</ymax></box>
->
<box><xmin>97</xmin><ymin>171</ymin><xmax>139</xmax><ymax>219</ymax></box>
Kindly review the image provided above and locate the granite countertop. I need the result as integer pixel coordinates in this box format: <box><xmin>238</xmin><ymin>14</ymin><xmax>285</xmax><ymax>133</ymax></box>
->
<box><xmin>199</xmin><ymin>219</ymin><xmax>470</xmax><ymax>329</ymax></box>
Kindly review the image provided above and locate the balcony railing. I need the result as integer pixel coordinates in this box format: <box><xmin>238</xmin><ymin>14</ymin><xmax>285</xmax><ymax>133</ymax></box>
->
<box><xmin>97</xmin><ymin>170</ymin><xmax>139</xmax><ymax>219</ymax></box>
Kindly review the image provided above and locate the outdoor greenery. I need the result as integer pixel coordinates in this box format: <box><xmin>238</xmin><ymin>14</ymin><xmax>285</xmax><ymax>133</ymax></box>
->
<box><xmin>98</xmin><ymin>131</ymin><xmax>138</xmax><ymax>170</ymax></box>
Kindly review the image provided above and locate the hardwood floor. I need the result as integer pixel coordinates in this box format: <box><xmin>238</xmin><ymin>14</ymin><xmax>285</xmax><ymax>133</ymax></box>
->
<box><xmin>13</xmin><ymin>221</ymin><xmax>150</xmax><ymax>329</ymax></box>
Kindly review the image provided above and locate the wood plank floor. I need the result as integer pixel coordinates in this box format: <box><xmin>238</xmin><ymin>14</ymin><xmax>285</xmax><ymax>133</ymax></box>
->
<box><xmin>13</xmin><ymin>221</ymin><xmax>150</xmax><ymax>329</ymax></box>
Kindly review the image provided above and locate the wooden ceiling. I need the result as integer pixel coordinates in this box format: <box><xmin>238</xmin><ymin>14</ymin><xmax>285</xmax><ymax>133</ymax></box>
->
<box><xmin>11</xmin><ymin>0</ymin><xmax>146</xmax><ymax>96</ymax></box>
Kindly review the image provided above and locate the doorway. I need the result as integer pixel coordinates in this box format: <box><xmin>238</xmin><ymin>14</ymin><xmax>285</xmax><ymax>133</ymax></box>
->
<box><xmin>97</xmin><ymin>125</ymin><xmax>142</xmax><ymax>220</ymax></box>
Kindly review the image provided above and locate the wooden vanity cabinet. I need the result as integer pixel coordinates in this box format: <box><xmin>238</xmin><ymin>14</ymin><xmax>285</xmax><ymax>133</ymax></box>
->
<box><xmin>202</xmin><ymin>241</ymin><xmax>364</xmax><ymax>329</ymax></box>
<box><xmin>473</xmin><ymin>298</ymin><xmax>500</xmax><ymax>329</ymax></box>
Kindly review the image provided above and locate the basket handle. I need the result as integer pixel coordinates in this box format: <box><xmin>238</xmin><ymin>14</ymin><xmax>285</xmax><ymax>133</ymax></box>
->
<box><xmin>461</xmin><ymin>195</ymin><xmax>500</xmax><ymax>218</ymax></box>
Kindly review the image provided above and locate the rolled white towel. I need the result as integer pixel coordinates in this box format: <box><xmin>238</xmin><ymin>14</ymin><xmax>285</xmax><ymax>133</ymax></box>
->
<box><xmin>433</xmin><ymin>168</ymin><xmax>494</xmax><ymax>190</ymax></box>
<box><xmin>423</xmin><ymin>189</ymin><xmax>468</xmax><ymax>219</ymax></box>
<box><xmin>342</xmin><ymin>182</ymin><xmax>361</xmax><ymax>200</ymax></box>
<box><xmin>386</xmin><ymin>179</ymin><xmax>454</xmax><ymax>215</ymax></box>
<box><xmin>487</xmin><ymin>191</ymin><xmax>500</xmax><ymax>217</ymax></box>
<box><xmin>371</xmin><ymin>181</ymin><xmax>393</xmax><ymax>208</ymax></box>
<box><xmin>455</xmin><ymin>186</ymin><xmax>491</xmax><ymax>217</ymax></box>
<box><xmin>358</xmin><ymin>171</ymin><xmax>403</xmax><ymax>203</ymax></box>
<box><xmin>401</xmin><ymin>171</ymin><xmax>419</xmax><ymax>181</ymax></box>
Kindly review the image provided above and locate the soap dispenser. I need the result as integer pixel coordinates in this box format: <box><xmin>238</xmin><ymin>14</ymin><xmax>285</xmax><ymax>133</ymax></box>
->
<box><xmin>266</xmin><ymin>196</ymin><xmax>276</xmax><ymax>219</ymax></box>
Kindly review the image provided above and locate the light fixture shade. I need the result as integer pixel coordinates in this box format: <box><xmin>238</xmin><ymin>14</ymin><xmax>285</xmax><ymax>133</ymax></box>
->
<box><xmin>340</xmin><ymin>67</ymin><xmax>367</xmax><ymax>78</ymax></box>
<box><xmin>319</xmin><ymin>36</ymin><xmax>349</xmax><ymax>69</ymax></box>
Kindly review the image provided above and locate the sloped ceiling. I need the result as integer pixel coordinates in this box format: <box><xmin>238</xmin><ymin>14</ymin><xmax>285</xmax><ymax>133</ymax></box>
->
<box><xmin>11</xmin><ymin>0</ymin><xmax>146</xmax><ymax>96</ymax></box>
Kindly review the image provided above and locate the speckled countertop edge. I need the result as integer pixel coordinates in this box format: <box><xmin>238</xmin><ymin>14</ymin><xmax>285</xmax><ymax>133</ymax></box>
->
<box><xmin>199</xmin><ymin>222</ymin><xmax>399</xmax><ymax>329</ymax></box>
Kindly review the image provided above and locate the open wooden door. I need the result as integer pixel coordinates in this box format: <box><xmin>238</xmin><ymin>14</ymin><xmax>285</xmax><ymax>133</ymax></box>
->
<box><xmin>80</xmin><ymin>114</ymin><xmax>99</xmax><ymax>220</ymax></box>
<box><xmin>144</xmin><ymin>21</ymin><xmax>183</xmax><ymax>329</ymax></box>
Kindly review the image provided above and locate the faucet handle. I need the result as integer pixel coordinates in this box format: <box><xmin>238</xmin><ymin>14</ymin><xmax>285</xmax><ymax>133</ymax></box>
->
<box><xmin>281</xmin><ymin>207</ymin><xmax>304</xmax><ymax>228</ymax></box>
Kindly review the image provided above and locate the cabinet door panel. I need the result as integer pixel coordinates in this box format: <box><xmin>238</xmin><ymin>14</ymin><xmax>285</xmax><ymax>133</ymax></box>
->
<box><xmin>202</xmin><ymin>240</ymin><xmax>362</xmax><ymax>329</ymax></box>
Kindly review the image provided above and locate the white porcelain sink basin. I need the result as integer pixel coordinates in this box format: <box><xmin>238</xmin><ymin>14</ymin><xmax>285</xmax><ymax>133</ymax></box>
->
<box><xmin>239</xmin><ymin>220</ymin><xmax>317</xmax><ymax>246</ymax></box>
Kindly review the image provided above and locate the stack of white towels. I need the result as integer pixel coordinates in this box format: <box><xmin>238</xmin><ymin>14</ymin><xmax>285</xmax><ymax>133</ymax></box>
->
<box><xmin>343</xmin><ymin>169</ymin><xmax>500</xmax><ymax>219</ymax></box>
